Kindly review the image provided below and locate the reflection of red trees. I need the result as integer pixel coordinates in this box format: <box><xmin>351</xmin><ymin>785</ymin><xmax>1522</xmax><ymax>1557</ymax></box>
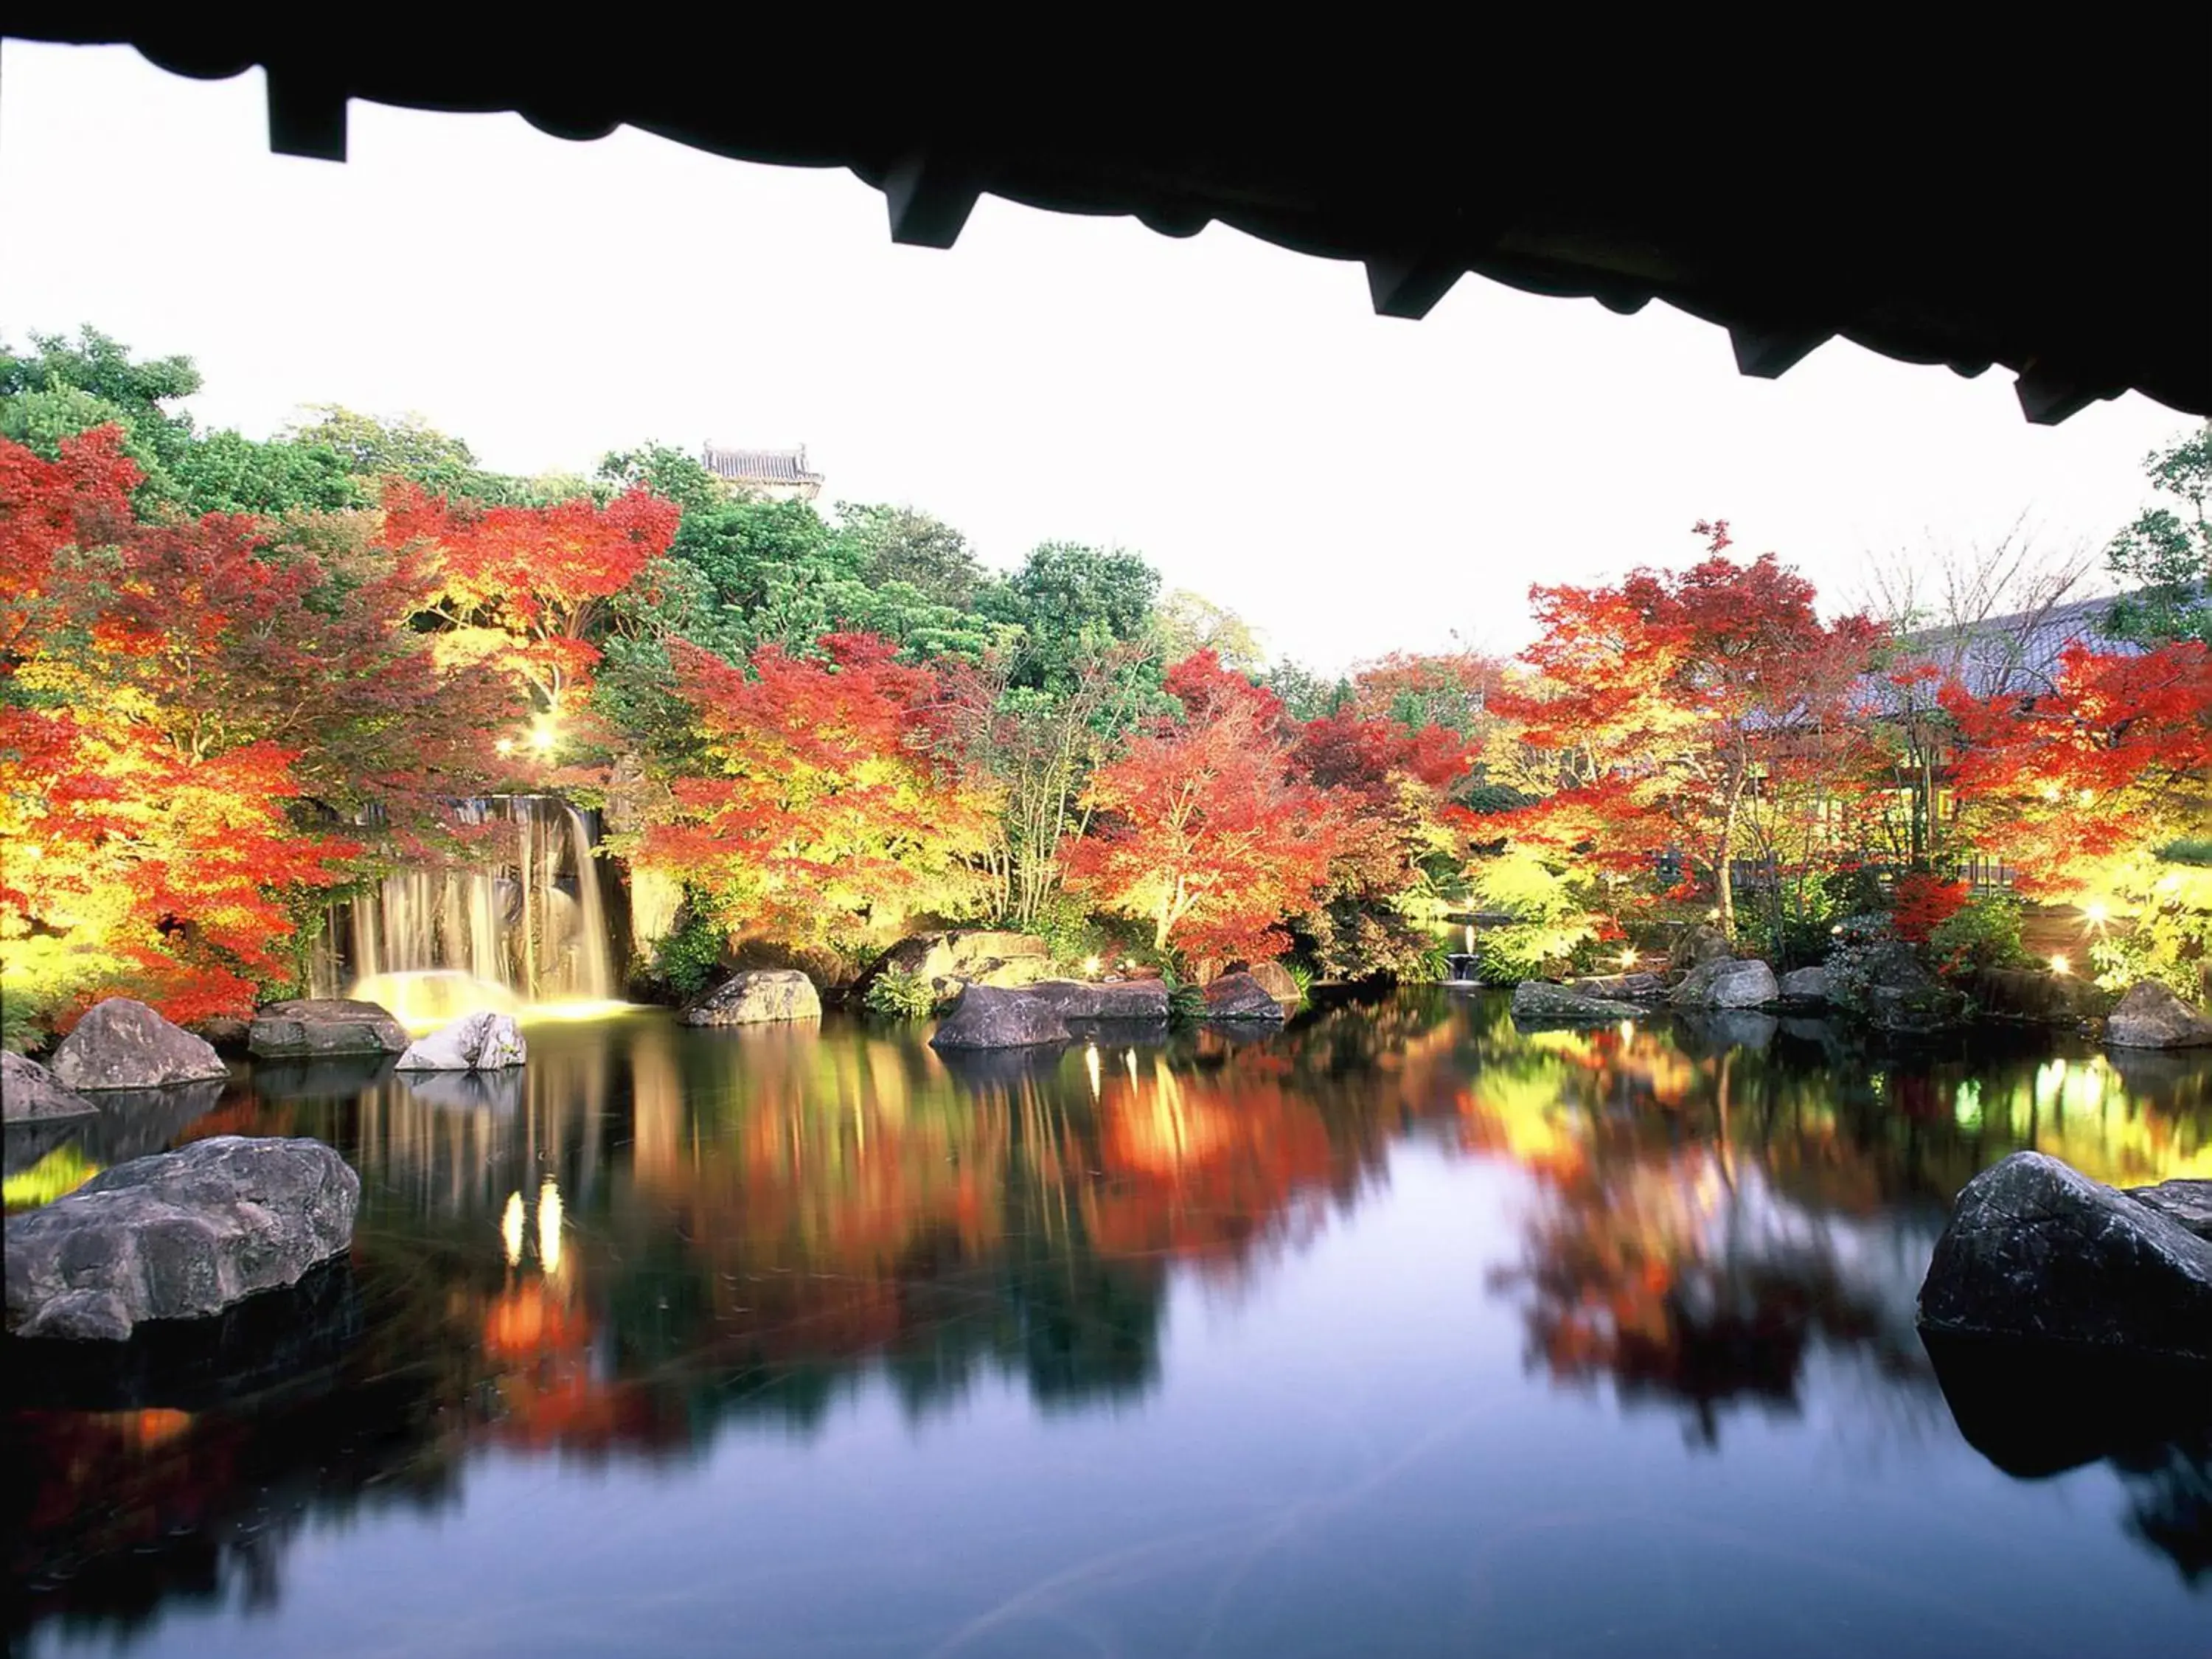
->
<box><xmin>1092</xmin><ymin>1069</ymin><xmax>1348</xmax><ymax>1262</ymax></box>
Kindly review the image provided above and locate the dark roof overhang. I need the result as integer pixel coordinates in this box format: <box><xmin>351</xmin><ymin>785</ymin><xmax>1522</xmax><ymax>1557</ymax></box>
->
<box><xmin>7</xmin><ymin>16</ymin><xmax>2206</xmax><ymax>425</ymax></box>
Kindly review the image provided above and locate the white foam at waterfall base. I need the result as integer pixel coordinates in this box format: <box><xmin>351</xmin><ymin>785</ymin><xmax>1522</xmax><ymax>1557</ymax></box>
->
<box><xmin>314</xmin><ymin>796</ymin><xmax>630</xmax><ymax>1027</ymax></box>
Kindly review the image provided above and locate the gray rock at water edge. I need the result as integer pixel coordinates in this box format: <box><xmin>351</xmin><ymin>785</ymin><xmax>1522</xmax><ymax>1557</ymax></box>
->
<box><xmin>1916</xmin><ymin>1150</ymin><xmax>2212</xmax><ymax>1366</ymax></box>
<box><xmin>681</xmin><ymin>969</ymin><xmax>823</xmax><ymax>1027</ymax></box>
<box><xmin>876</xmin><ymin>930</ymin><xmax>1052</xmax><ymax>998</ymax></box>
<box><xmin>1022</xmin><ymin>978</ymin><xmax>1172</xmax><ymax>1020</ymax></box>
<box><xmin>1775</xmin><ymin>965</ymin><xmax>1830</xmax><ymax>1005</ymax></box>
<box><xmin>1669</xmin><ymin>957</ymin><xmax>1779</xmax><ymax>1009</ymax></box>
<box><xmin>1242</xmin><ymin>960</ymin><xmax>1304</xmax><ymax>1008</ymax></box>
<box><xmin>1509</xmin><ymin>981</ymin><xmax>1646</xmax><ymax>1023</ymax></box>
<box><xmin>2126</xmin><ymin>1178</ymin><xmax>2212</xmax><ymax>1242</ymax></box>
<box><xmin>48</xmin><ymin>998</ymin><xmax>229</xmax><ymax>1091</ymax></box>
<box><xmin>1829</xmin><ymin>939</ymin><xmax>1967</xmax><ymax>1032</ymax></box>
<box><xmin>1</xmin><ymin>1051</ymin><xmax>100</xmax><ymax>1122</ymax></box>
<box><xmin>1669</xmin><ymin>924</ymin><xmax>1733</xmax><ymax>970</ymax></box>
<box><xmin>929</xmin><ymin>986</ymin><xmax>1071</xmax><ymax>1050</ymax></box>
<box><xmin>247</xmin><ymin>998</ymin><xmax>409</xmax><ymax>1059</ymax></box>
<box><xmin>1564</xmin><ymin>971</ymin><xmax>1669</xmax><ymax>1003</ymax></box>
<box><xmin>2105</xmin><ymin>980</ymin><xmax>2212</xmax><ymax>1049</ymax></box>
<box><xmin>6</xmin><ymin>1135</ymin><xmax>360</xmax><ymax>1342</ymax></box>
<box><xmin>394</xmin><ymin>1010</ymin><xmax>528</xmax><ymax>1071</ymax></box>
<box><xmin>1964</xmin><ymin>967</ymin><xmax>2098</xmax><ymax>1026</ymax></box>
<box><xmin>1202</xmin><ymin>972</ymin><xmax>1287</xmax><ymax>1021</ymax></box>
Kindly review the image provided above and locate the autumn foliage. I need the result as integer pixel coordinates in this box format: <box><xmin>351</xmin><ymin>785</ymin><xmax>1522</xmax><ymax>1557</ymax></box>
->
<box><xmin>635</xmin><ymin>632</ymin><xmax>992</xmax><ymax>949</ymax></box>
<box><xmin>384</xmin><ymin>482</ymin><xmax>678</xmax><ymax>714</ymax></box>
<box><xmin>1944</xmin><ymin>641</ymin><xmax>2212</xmax><ymax>899</ymax></box>
<box><xmin>1</xmin><ymin>431</ymin><xmax>369</xmax><ymax>1020</ymax></box>
<box><xmin>1494</xmin><ymin>532</ymin><xmax>1885</xmax><ymax>933</ymax></box>
<box><xmin>1065</xmin><ymin>653</ymin><xmax>1349</xmax><ymax>961</ymax></box>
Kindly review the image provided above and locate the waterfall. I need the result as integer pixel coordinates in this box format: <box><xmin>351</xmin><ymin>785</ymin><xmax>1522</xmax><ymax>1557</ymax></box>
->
<box><xmin>315</xmin><ymin>796</ymin><xmax>620</xmax><ymax>1022</ymax></box>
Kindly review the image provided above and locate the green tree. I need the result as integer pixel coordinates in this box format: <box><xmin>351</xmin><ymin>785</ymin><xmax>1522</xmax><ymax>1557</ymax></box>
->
<box><xmin>1153</xmin><ymin>588</ymin><xmax>1265</xmax><ymax>672</ymax></box>
<box><xmin>982</xmin><ymin>542</ymin><xmax>1162</xmax><ymax>692</ymax></box>
<box><xmin>2106</xmin><ymin>423</ymin><xmax>2211</xmax><ymax>646</ymax></box>
<box><xmin>0</xmin><ymin>326</ymin><xmax>198</xmax><ymax>470</ymax></box>
<box><xmin>834</xmin><ymin>503</ymin><xmax>987</xmax><ymax>608</ymax></box>
<box><xmin>597</xmin><ymin>442</ymin><xmax>726</xmax><ymax>514</ymax></box>
<box><xmin>168</xmin><ymin>430</ymin><xmax>371</xmax><ymax>516</ymax></box>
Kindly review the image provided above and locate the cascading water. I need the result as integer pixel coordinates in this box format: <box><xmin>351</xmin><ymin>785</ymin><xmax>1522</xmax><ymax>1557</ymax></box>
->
<box><xmin>310</xmin><ymin>796</ymin><xmax>621</xmax><ymax>1025</ymax></box>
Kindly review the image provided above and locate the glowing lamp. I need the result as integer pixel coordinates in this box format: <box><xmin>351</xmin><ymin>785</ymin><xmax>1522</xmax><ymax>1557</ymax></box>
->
<box><xmin>1617</xmin><ymin>949</ymin><xmax>1638</xmax><ymax>970</ymax></box>
<box><xmin>2049</xmin><ymin>953</ymin><xmax>2070</xmax><ymax>976</ymax></box>
<box><xmin>2083</xmin><ymin>901</ymin><xmax>2110</xmax><ymax>926</ymax></box>
<box><xmin>530</xmin><ymin>714</ymin><xmax>558</xmax><ymax>759</ymax></box>
<box><xmin>1083</xmin><ymin>954</ymin><xmax>1102</xmax><ymax>977</ymax></box>
<box><xmin>495</xmin><ymin>737</ymin><xmax>515</xmax><ymax>757</ymax></box>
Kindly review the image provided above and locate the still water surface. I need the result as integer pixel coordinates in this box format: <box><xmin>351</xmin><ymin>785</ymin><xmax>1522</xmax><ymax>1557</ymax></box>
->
<box><xmin>6</xmin><ymin>990</ymin><xmax>2209</xmax><ymax>1657</ymax></box>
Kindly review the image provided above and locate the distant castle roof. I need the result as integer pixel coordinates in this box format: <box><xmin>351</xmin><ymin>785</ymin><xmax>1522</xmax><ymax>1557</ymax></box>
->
<box><xmin>700</xmin><ymin>444</ymin><xmax>824</xmax><ymax>490</ymax></box>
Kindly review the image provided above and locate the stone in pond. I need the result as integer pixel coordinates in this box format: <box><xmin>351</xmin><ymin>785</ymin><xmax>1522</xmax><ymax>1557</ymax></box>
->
<box><xmin>1669</xmin><ymin>957</ymin><xmax>1778</xmax><ymax>1009</ymax></box>
<box><xmin>1776</xmin><ymin>966</ymin><xmax>1830</xmax><ymax>1004</ymax></box>
<box><xmin>1201</xmin><ymin>972</ymin><xmax>1286</xmax><ymax>1020</ymax></box>
<box><xmin>5</xmin><ymin>1135</ymin><xmax>360</xmax><ymax>1341</ymax></box>
<box><xmin>681</xmin><ymin>969</ymin><xmax>823</xmax><ymax>1026</ymax></box>
<box><xmin>394</xmin><ymin>1010</ymin><xmax>528</xmax><ymax>1071</ymax></box>
<box><xmin>1915</xmin><ymin>1150</ymin><xmax>2212</xmax><ymax>1366</ymax></box>
<box><xmin>1022</xmin><ymin>978</ymin><xmax>1172</xmax><ymax>1020</ymax></box>
<box><xmin>2105</xmin><ymin>980</ymin><xmax>2212</xmax><ymax>1049</ymax></box>
<box><xmin>2</xmin><ymin>1051</ymin><xmax>100</xmax><ymax>1122</ymax></box>
<box><xmin>929</xmin><ymin>985</ymin><xmax>1071</xmax><ymax>1050</ymax></box>
<box><xmin>1510</xmin><ymin>981</ymin><xmax>1644</xmax><ymax>1023</ymax></box>
<box><xmin>49</xmin><ymin>998</ymin><xmax>228</xmax><ymax>1091</ymax></box>
<box><xmin>248</xmin><ymin>998</ymin><xmax>409</xmax><ymax>1059</ymax></box>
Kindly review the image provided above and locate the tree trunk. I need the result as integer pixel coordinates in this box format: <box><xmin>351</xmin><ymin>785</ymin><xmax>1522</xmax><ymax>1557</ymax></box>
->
<box><xmin>1716</xmin><ymin>769</ymin><xmax>1748</xmax><ymax>940</ymax></box>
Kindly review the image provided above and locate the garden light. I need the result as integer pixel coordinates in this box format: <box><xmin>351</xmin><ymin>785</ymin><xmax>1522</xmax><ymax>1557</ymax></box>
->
<box><xmin>2049</xmin><ymin>953</ymin><xmax>2070</xmax><ymax>975</ymax></box>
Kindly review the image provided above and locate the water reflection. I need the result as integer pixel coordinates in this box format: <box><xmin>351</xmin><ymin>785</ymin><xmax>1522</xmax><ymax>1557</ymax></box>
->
<box><xmin>6</xmin><ymin>992</ymin><xmax>2209</xmax><ymax>1651</ymax></box>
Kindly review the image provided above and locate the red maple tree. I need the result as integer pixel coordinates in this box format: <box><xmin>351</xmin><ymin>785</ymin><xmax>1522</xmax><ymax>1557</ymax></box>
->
<box><xmin>1065</xmin><ymin>652</ymin><xmax>1349</xmax><ymax>961</ymax></box>
<box><xmin>1944</xmin><ymin>641</ymin><xmax>2212</xmax><ymax>899</ymax></box>
<box><xmin>1494</xmin><ymin>528</ymin><xmax>1885</xmax><ymax>935</ymax></box>
<box><xmin>636</xmin><ymin>632</ymin><xmax>992</xmax><ymax>949</ymax></box>
<box><xmin>384</xmin><ymin>483</ymin><xmax>679</xmax><ymax>719</ymax></box>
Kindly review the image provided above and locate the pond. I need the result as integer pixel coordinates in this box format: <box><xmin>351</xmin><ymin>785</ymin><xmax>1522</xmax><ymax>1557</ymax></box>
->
<box><xmin>6</xmin><ymin>990</ymin><xmax>2209</xmax><ymax>1657</ymax></box>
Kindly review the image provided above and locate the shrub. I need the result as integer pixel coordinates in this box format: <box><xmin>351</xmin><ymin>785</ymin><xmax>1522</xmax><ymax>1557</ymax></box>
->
<box><xmin>1161</xmin><ymin>973</ymin><xmax>1206</xmax><ymax>1024</ymax></box>
<box><xmin>1926</xmin><ymin>893</ymin><xmax>2028</xmax><ymax>975</ymax></box>
<box><xmin>652</xmin><ymin>901</ymin><xmax>727</xmax><ymax>998</ymax></box>
<box><xmin>1892</xmin><ymin>873</ymin><xmax>1971</xmax><ymax>943</ymax></box>
<box><xmin>862</xmin><ymin>967</ymin><xmax>939</xmax><ymax>1020</ymax></box>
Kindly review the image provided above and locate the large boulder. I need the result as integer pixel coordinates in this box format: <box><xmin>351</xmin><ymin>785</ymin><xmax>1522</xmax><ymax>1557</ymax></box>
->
<box><xmin>930</xmin><ymin>985</ymin><xmax>1071</xmax><ymax>1050</ymax></box>
<box><xmin>1669</xmin><ymin>957</ymin><xmax>1778</xmax><ymax>1009</ymax></box>
<box><xmin>1668</xmin><ymin>924</ymin><xmax>1733</xmax><ymax>970</ymax></box>
<box><xmin>6</xmin><ymin>1135</ymin><xmax>360</xmax><ymax>1341</ymax></box>
<box><xmin>2106</xmin><ymin>980</ymin><xmax>2212</xmax><ymax>1049</ymax></box>
<box><xmin>1243</xmin><ymin>961</ymin><xmax>1304</xmax><ymax>1009</ymax></box>
<box><xmin>247</xmin><ymin>998</ymin><xmax>408</xmax><ymax>1060</ymax></box>
<box><xmin>1510</xmin><ymin>981</ymin><xmax>1644</xmax><ymax>1023</ymax></box>
<box><xmin>1565</xmin><ymin>971</ymin><xmax>1669</xmax><ymax>1003</ymax></box>
<box><xmin>2</xmin><ymin>1051</ymin><xmax>99</xmax><ymax>1122</ymax></box>
<box><xmin>1916</xmin><ymin>1151</ymin><xmax>2212</xmax><ymax>1366</ymax></box>
<box><xmin>681</xmin><ymin>969</ymin><xmax>822</xmax><ymax>1027</ymax></box>
<box><xmin>2126</xmin><ymin>1178</ymin><xmax>2212</xmax><ymax>1240</ymax></box>
<box><xmin>394</xmin><ymin>1010</ymin><xmax>528</xmax><ymax>1071</ymax></box>
<box><xmin>49</xmin><ymin>998</ymin><xmax>228</xmax><ymax>1091</ymax></box>
<box><xmin>877</xmin><ymin>930</ymin><xmax>1051</xmax><ymax>999</ymax></box>
<box><xmin>1775</xmin><ymin>965</ymin><xmax>1829</xmax><ymax>1005</ymax></box>
<box><xmin>1828</xmin><ymin>939</ymin><xmax>1966</xmax><ymax>1032</ymax></box>
<box><xmin>1023</xmin><ymin>979</ymin><xmax>1171</xmax><ymax>1021</ymax></box>
<box><xmin>1966</xmin><ymin>967</ymin><xmax>2099</xmax><ymax>1025</ymax></box>
<box><xmin>1202</xmin><ymin>972</ymin><xmax>1286</xmax><ymax>1021</ymax></box>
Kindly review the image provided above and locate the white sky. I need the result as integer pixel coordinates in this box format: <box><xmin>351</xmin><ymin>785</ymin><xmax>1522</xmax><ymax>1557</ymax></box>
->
<box><xmin>0</xmin><ymin>41</ymin><xmax>2193</xmax><ymax>672</ymax></box>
